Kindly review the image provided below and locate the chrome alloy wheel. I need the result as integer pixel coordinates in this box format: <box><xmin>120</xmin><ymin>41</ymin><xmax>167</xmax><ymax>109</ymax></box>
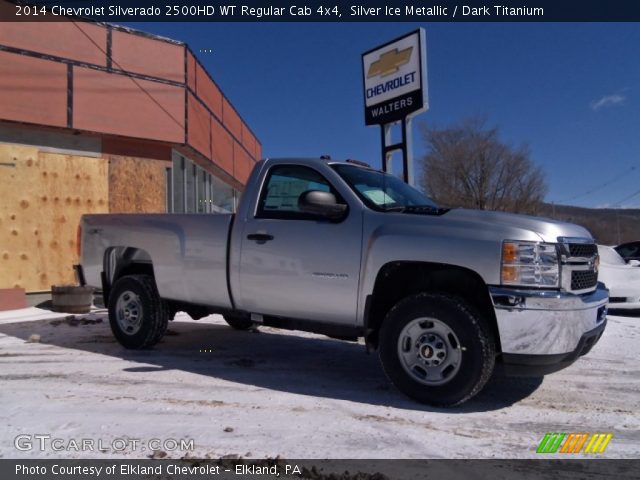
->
<box><xmin>397</xmin><ymin>317</ymin><xmax>462</xmax><ymax>386</ymax></box>
<box><xmin>115</xmin><ymin>290</ymin><xmax>143</xmax><ymax>335</ymax></box>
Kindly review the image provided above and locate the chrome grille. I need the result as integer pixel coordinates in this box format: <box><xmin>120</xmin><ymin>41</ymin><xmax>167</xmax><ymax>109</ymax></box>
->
<box><xmin>571</xmin><ymin>270</ymin><xmax>598</xmax><ymax>291</ymax></box>
<box><xmin>568</xmin><ymin>243</ymin><xmax>597</xmax><ymax>258</ymax></box>
<box><xmin>559</xmin><ymin>239</ymin><xmax>599</xmax><ymax>293</ymax></box>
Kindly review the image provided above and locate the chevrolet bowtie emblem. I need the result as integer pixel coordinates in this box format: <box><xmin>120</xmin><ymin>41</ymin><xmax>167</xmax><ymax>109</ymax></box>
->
<box><xmin>367</xmin><ymin>47</ymin><xmax>413</xmax><ymax>78</ymax></box>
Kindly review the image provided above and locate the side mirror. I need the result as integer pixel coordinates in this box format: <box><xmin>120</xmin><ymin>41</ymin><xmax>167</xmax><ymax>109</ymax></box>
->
<box><xmin>629</xmin><ymin>259</ymin><xmax>640</xmax><ymax>267</ymax></box>
<box><xmin>298</xmin><ymin>190</ymin><xmax>347</xmax><ymax>221</ymax></box>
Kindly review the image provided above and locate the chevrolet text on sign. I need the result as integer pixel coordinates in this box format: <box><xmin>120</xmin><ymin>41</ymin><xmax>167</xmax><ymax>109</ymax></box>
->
<box><xmin>362</xmin><ymin>29</ymin><xmax>428</xmax><ymax>125</ymax></box>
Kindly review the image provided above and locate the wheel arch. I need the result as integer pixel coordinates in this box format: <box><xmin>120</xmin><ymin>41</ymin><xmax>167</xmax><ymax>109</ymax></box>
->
<box><xmin>101</xmin><ymin>247</ymin><xmax>219</xmax><ymax>321</ymax></box>
<box><xmin>364</xmin><ymin>261</ymin><xmax>501</xmax><ymax>353</ymax></box>
<box><xmin>101</xmin><ymin>247</ymin><xmax>155</xmax><ymax>305</ymax></box>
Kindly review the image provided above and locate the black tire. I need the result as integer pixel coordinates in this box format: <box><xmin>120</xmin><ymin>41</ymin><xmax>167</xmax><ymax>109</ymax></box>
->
<box><xmin>223</xmin><ymin>314</ymin><xmax>254</xmax><ymax>331</ymax></box>
<box><xmin>108</xmin><ymin>274</ymin><xmax>168</xmax><ymax>349</ymax></box>
<box><xmin>379</xmin><ymin>292</ymin><xmax>495</xmax><ymax>407</ymax></box>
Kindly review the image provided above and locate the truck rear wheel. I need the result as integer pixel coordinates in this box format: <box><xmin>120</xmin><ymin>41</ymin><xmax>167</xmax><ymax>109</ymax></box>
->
<box><xmin>379</xmin><ymin>293</ymin><xmax>495</xmax><ymax>406</ymax></box>
<box><xmin>108</xmin><ymin>274</ymin><xmax>168</xmax><ymax>349</ymax></box>
<box><xmin>223</xmin><ymin>314</ymin><xmax>254</xmax><ymax>331</ymax></box>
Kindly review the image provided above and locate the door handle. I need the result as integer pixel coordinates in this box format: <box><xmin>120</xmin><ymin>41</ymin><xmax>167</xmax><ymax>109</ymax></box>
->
<box><xmin>247</xmin><ymin>233</ymin><xmax>274</xmax><ymax>242</ymax></box>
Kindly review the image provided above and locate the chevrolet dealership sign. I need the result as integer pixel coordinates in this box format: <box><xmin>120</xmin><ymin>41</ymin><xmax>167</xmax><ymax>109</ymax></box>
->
<box><xmin>362</xmin><ymin>29</ymin><xmax>428</xmax><ymax>125</ymax></box>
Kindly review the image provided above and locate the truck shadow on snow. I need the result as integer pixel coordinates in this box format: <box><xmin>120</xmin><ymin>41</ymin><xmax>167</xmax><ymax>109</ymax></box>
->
<box><xmin>0</xmin><ymin>316</ymin><xmax>543</xmax><ymax>413</ymax></box>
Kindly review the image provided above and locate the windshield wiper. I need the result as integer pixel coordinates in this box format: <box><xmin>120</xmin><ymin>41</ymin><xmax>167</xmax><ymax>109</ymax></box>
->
<box><xmin>383</xmin><ymin>205</ymin><xmax>449</xmax><ymax>215</ymax></box>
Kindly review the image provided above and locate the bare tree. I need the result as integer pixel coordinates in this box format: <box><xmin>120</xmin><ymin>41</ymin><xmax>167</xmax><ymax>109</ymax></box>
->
<box><xmin>419</xmin><ymin>118</ymin><xmax>547</xmax><ymax>214</ymax></box>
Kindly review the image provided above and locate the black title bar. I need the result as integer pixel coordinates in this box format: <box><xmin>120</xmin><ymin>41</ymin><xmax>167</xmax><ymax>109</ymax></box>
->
<box><xmin>2</xmin><ymin>0</ymin><xmax>640</xmax><ymax>22</ymax></box>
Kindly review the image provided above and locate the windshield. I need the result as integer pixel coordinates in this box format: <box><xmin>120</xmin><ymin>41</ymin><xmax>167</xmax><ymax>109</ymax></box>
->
<box><xmin>332</xmin><ymin>164</ymin><xmax>438</xmax><ymax>211</ymax></box>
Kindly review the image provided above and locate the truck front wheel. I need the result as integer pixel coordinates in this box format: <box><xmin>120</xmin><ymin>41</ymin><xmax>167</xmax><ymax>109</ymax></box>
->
<box><xmin>108</xmin><ymin>274</ymin><xmax>168</xmax><ymax>349</ymax></box>
<box><xmin>379</xmin><ymin>293</ymin><xmax>495</xmax><ymax>406</ymax></box>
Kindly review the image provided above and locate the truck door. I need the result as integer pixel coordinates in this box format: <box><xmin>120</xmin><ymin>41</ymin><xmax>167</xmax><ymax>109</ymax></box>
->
<box><xmin>237</xmin><ymin>164</ymin><xmax>362</xmax><ymax>325</ymax></box>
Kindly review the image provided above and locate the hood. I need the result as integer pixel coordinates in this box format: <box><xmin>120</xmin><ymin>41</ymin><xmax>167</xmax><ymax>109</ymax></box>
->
<box><xmin>440</xmin><ymin>208</ymin><xmax>593</xmax><ymax>243</ymax></box>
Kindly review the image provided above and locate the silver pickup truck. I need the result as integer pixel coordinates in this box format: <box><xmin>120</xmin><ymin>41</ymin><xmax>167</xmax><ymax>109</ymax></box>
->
<box><xmin>78</xmin><ymin>157</ymin><xmax>608</xmax><ymax>406</ymax></box>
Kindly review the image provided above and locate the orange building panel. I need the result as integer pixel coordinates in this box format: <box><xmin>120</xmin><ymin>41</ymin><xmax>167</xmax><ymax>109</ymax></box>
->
<box><xmin>0</xmin><ymin>51</ymin><xmax>67</xmax><ymax>128</ymax></box>
<box><xmin>111</xmin><ymin>30</ymin><xmax>185</xmax><ymax>83</ymax></box>
<box><xmin>211</xmin><ymin>117</ymin><xmax>234</xmax><ymax>177</ymax></box>
<box><xmin>0</xmin><ymin>21</ymin><xmax>107</xmax><ymax>66</ymax></box>
<box><xmin>186</xmin><ymin>50</ymin><xmax>197</xmax><ymax>91</ymax></box>
<box><xmin>241</xmin><ymin>123</ymin><xmax>258</xmax><ymax>160</ymax></box>
<box><xmin>0</xmin><ymin>13</ymin><xmax>261</xmax><ymax>186</ymax></box>
<box><xmin>233</xmin><ymin>141</ymin><xmax>255</xmax><ymax>185</ymax></box>
<box><xmin>102</xmin><ymin>137</ymin><xmax>172</xmax><ymax>161</ymax></box>
<box><xmin>196</xmin><ymin>63</ymin><xmax>222</xmax><ymax>118</ymax></box>
<box><xmin>187</xmin><ymin>94</ymin><xmax>211</xmax><ymax>159</ymax></box>
<box><xmin>223</xmin><ymin>98</ymin><xmax>243</xmax><ymax>142</ymax></box>
<box><xmin>0</xmin><ymin>288</ymin><xmax>27</xmax><ymax>311</ymax></box>
<box><xmin>74</xmin><ymin>67</ymin><xmax>185</xmax><ymax>143</ymax></box>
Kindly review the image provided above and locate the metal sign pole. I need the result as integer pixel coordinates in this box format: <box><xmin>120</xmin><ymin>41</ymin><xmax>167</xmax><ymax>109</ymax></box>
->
<box><xmin>403</xmin><ymin>116</ymin><xmax>414</xmax><ymax>186</ymax></box>
<box><xmin>380</xmin><ymin>123</ymin><xmax>392</xmax><ymax>173</ymax></box>
<box><xmin>380</xmin><ymin>122</ymin><xmax>397</xmax><ymax>177</ymax></box>
<box><xmin>365</xmin><ymin>29</ymin><xmax>426</xmax><ymax>186</ymax></box>
<box><xmin>380</xmin><ymin>118</ymin><xmax>414</xmax><ymax>185</ymax></box>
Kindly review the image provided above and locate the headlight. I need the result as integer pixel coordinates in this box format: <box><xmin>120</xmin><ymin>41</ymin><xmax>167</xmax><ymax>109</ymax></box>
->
<box><xmin>501</xmin><ymin>241</ymin><xmax>559</xmax><ymax>287</ymax></box>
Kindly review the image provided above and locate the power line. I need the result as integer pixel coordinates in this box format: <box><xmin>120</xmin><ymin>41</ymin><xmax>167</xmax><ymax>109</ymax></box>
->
<box><xmin>71</xmin><ymin>21</ymin><xmax>255</xmax><ymax>173</ymax></box>
<box><xmin>611</xmin><ymin>187</ymin><xmax>640</xmax><ymax>207</ymax></box>
<box><xmin>555</xmin><ymin>165</ymin><xmax>636</xmax><ymax>203</ymax></box>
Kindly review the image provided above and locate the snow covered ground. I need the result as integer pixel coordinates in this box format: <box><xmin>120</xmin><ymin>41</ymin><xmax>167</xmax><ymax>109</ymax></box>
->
<box><xmin>0</xmin><ymin>308</ymin><xmax>638</xmax><ymax>459</ymax></box>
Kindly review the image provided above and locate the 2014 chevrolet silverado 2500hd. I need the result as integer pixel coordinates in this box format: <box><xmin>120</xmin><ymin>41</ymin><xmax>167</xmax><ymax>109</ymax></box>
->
<box><xmin>77</xmin><ymin>157</ymin><xmax>608</xmax><ymax>406</ymax></box>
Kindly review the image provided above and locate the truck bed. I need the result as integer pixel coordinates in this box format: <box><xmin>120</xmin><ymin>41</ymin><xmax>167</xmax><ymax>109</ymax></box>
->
<box><xmin>81</xmin><ymin>213</ymin><xmax>234</xmax><ymax>309</ymax></box>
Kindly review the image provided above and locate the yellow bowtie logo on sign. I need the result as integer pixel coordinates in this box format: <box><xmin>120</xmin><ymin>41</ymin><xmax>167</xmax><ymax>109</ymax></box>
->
<box><xmin>367</xmin><ymin>47</ymin><xmax>413</xmax><ymax>78</ymax></box>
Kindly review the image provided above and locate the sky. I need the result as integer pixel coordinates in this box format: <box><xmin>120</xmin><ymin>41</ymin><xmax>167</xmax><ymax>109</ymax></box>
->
<box><xmin>125</xmin><ymin>21</ymin><xmax>640</xmax><ymax>208</ymax></box>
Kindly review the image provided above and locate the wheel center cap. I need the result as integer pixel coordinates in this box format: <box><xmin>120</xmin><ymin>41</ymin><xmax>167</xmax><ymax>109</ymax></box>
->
<box><xmin>420</xmin><ymin>345</ymin><xmax>434</xmax><ymax>359</ymax></box>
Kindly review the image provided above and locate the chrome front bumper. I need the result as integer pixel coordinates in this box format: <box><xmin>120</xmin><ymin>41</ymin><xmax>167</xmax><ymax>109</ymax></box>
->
<box><xmin>490</xmin><ymin>283</ymin><xmax>608</xmax><ymax>356</ymax></box>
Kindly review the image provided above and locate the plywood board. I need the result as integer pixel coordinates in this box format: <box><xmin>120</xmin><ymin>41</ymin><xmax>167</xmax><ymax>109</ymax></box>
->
<box><xmin>0</xmin><ymin>144</ymin><xmax>108</xmax><ymax>292</ymax></box>
<box><xmin>108</xmin><ymin>155</ymin><xmax>168</xmax><ymax>214</ymax></box>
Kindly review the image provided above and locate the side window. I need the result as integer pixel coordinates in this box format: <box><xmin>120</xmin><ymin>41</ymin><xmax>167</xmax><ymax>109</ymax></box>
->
<box><xmin>617</xmin><ymin>247</ymin><xmax>631</xmax><ymax>257</ymax></box>
<box><xmin>257</xmin><ymin>165</ymin><xmax>336</xmax><ymax>219</ymax></box>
